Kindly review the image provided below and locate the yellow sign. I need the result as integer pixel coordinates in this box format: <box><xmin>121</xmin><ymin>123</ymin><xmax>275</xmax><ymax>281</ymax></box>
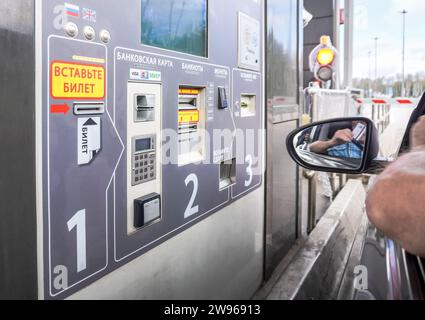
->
<box><xmin>178</xmin><ymin>110</ymin><xmax>200</xmax><ymax>124</ymax></box>
<box><xmin>51</xmin><ymin>61</ymin><xmax>105</xmax><ymax>100</ymax></box>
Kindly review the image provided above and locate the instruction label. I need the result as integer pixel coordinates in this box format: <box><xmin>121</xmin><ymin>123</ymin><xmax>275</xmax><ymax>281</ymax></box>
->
<box><xmin>51</xmin><ymin>61</ymin><xmax>105</xmax><ymax>99</ymax></box>
<box><xmin>78</xmin><ymin>117</ymin><xmax>101</xmax><ymax>165</ymax></box>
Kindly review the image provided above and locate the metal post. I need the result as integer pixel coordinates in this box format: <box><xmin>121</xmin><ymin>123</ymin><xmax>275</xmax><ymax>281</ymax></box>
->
<box><xmin>368</xmin><ymin>51</ymin><xmax>372</xmax><ymax>97</ymax></box>
<box><xmin>344</xmin><ymin>0</ymin><xmax>354</xmax><ymax>88</ymax></box>
<box><xmin>374</xmin><ymin>37</ymin><xmax>379</xmax><ymax>96</ymax></box>
<box><xmin>401</xmin><ymin>10</ymin><xmax>407</xmax><ymax>97</ymax></box>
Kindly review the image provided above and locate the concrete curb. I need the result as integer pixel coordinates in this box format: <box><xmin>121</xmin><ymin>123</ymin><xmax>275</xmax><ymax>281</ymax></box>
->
<box><xmin>267</xmin><ymin>179</ymin><xmax>366</xmax><ymax>300</ymax></box>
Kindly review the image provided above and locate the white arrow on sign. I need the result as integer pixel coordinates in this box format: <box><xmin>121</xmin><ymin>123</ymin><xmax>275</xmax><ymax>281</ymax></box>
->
<box><xmin>78</xmin><ymin>117</ymin><xmax>101</xmax><ymax>166</ymax></box>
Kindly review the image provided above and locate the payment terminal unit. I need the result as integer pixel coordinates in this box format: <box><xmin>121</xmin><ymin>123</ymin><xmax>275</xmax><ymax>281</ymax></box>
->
<box><xmin>131</xmin><ymin>135</ymin><xmax>156</xmax><ymax>185</ymax></box>
<box><xmin>177</xmin><ymin>86</ymin><xmax>206</xmax><ymax>166</ymax></box>
<box><xmin>32</xmin><ymin>0</ymin><xmax>264</xmax><ymax>300</ymax></box>
<box><xmin>127</xmin><ymin>82</ymin><xmax>162</xmax><ymax>233</ymax></box>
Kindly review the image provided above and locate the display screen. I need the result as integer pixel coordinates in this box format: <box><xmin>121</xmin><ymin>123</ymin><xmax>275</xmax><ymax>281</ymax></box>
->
<box><xmin>136</xmin><ymin>138</ymin><xmax>152</xmax><ymax>152</ymax></box>
<box><xmin>141</xmin><ymin>0</ymin><xmax>208</xmax><ymax>57</ymax></box>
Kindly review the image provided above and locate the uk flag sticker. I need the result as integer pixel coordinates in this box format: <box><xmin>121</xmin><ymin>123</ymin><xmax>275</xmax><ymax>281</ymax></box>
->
<box><xmin>83</xmin><ymin>8</ymin><xmax>97</xmax><ymax>23</ymax></box>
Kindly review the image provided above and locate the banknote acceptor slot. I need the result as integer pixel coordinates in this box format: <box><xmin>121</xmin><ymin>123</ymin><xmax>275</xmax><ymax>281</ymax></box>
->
<box><xmin>178</xmin><ymin>87</ymin><xmax>206</xmax><ymax>166</ymax></box>
<box><xmin>127</xmin><ymin>82</ymin><xmax>162</xmax><ymax>233</ymax></box>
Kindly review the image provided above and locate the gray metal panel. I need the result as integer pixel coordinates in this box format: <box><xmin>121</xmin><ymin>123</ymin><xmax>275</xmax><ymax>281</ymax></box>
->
<box><xmin>40</xmin><ymin>0</ymin><xmax>264</xmax><ymax>299</ymax></box>
<box><xmin>70</xmin><ymin>187</ymin><xmax>265</xmax><ymax>300</ymax></box>
<box><xmin>0</xmin><ymin>0</ymin><xmax>37</xmax><ymax>299</ymax></box>
<box><xmin>266</xmin><ymin>120</ymin><xmax>299</xmax><ymax>277</ymax></box>
<box><xmin>266</xmin><ymin>0</ymin><xmax>299</xmax><ymax>106</ymax></box>
<box><xmin>265</xmin><ymin>0</ymin><xmax>301</xmax><ymax>279</ymax></box>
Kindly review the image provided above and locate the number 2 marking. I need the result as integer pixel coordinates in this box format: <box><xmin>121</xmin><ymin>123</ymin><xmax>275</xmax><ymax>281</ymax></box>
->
<box><xmin>184</xmin><ymin>174</ymin><xmax>199</xmax><ymax>218</ymax></box>
<box><xmin>67</xmin><ymin>209</ymin><xmax>87</xmax><ymax>273</ymax></box>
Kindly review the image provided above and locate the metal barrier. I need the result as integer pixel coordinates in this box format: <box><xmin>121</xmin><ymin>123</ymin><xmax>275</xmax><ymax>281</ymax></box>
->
<box><xmin>303</xmin><ymin>87</ymin><xmax>360</xmax><ymax>234</ymax></box>
<box><xmin>359</xmin><ymin>102</ymin><xmax>391</xmax><ymax>134</ymax></box>
<box><xmin>304</xmin><ymin>87</ymin><xmax>359</xmax><ymax>123</ymax></box>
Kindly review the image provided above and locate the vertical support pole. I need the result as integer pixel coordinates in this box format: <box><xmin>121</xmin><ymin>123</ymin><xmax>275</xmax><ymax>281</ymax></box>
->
<box><xmin>374</xmin><ymin>37</ymin><xmax>379</xmax><ymax>95</ymax></box>
<box><xmin>344</xmin><ymin>0</ymin><xmax>354</xmax><ymax>88</ymax></box>
<box><xmin>401</xmin><ymin>10</ymin><xmax>407</xmax><ymax>97</ymax></box>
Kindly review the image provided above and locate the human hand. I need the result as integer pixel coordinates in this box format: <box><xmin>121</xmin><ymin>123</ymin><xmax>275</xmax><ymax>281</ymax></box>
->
<box><xmin>331</xmin><ymin>129</ymin><xmax>353</xmax><ymax>146</ymax></box>
<box><xmin>411</xmin><ymin>116</ymin><xmax>425</xmax><ymax>150</ymax></box>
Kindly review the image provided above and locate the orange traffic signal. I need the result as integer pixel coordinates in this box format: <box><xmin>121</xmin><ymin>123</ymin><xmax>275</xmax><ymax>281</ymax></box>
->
<box><xmin>317</xmin><ymin>48</ymin><xmax>335</xmax><ymax>66</ymax></box>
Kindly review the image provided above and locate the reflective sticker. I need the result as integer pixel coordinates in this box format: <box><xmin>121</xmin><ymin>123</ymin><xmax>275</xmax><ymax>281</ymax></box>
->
<box><xmin>129</xmin><ymin>68</ymin><xmax>161</xmax><ymax>82</ymax></box>
<box><xmin>51</xmin><ymin>61</ymin><xmax>105</xmax><ymax>99</ymax></box>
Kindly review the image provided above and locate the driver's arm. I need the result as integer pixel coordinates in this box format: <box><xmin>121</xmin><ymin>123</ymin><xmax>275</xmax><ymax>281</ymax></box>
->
<box><xmin>310</xmin><ymin>129</ymin><xmax>353</xmax><ymax>154</ymax></box>
<box><xmin>366</xmin><ymin>116</ymin><xmax>425</xmax><ymax>257</ymax></box>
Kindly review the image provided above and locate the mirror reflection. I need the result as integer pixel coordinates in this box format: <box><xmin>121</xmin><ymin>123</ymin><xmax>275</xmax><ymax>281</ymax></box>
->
<box><xmin>293</xmin><ymin>120</ymin><xmax>367</xmax><ymax>170</ymax></box>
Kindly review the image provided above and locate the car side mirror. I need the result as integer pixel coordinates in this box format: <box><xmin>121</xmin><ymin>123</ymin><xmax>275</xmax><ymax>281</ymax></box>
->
<box><xmin>286</xmin><ymin>117</ymin><xmax>381</xmax><ymax>175</ymax></box>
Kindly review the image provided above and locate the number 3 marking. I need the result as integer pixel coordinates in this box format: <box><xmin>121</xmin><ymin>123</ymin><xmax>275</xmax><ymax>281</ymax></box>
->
<box><xmin>245</xmin><ymin>155</ymin><xmax>253</xmax><ymax>187</ymax></box>
<box><xmin>184</xmin><ymin>174</ymin><xmax>199</xmax><ymax>218</ymax></box>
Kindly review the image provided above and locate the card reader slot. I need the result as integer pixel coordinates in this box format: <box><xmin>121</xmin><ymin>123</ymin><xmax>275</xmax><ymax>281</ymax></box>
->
<box><xmin>136</xmin><ymin>106</ymin><xmax>154</xmax><ymax>111</ymax></box>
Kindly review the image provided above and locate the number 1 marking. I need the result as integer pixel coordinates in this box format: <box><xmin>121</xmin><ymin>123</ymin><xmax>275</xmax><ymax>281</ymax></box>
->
<box><xmin>67</xmin><ymin>209</ymin><xmax>87</xmax><ymax>273</ymax></box>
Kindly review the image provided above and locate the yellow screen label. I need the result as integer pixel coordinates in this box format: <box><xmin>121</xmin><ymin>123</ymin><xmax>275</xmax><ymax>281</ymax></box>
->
<box><xmin>178</xmin><ymin>110</ymin><xmax>200</xmax><ymax>124</ymax></box>
<box><xmin>51</xmin><ymin>61</ymin><xmax>105</xmax><ymax>99</ymax></box>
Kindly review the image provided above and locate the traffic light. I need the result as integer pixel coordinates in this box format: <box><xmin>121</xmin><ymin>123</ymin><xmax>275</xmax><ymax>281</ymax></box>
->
<box><xmin>309</xmin><ymin>36</ymin><xmax>338</xmax><ymax>84</ymax></box>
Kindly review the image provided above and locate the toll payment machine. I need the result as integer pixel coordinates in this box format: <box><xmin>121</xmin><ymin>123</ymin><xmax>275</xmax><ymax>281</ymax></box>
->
<box><xmin>32</xmin><ymin>0</ymin><xmax>264</xmax><ymax>299</ymax></box>
<box><xmin>127</xmin><ymin>82</ymin><xmax>162</xmax><ymax>232</ymax></box>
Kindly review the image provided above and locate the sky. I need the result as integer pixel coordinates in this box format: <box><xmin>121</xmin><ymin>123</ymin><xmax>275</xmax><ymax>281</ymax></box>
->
<box><xmin>353</xmin><ymin>0</ymin><xmax>425</xmax><ymax>79</ymax></box>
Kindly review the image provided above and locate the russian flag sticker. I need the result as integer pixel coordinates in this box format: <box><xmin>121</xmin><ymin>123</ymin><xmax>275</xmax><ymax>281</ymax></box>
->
<box><xmin>65</xmin><ymin>3</ymin><xmax>80</xmax><ymax>18</ymax></box>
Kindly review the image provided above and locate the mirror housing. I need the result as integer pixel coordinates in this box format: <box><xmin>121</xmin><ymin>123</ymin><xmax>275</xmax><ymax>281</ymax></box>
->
<box><xmin>286</xmin><ymin>117</ymin><xmax>380</xmax><ymax>175</ymax></box>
